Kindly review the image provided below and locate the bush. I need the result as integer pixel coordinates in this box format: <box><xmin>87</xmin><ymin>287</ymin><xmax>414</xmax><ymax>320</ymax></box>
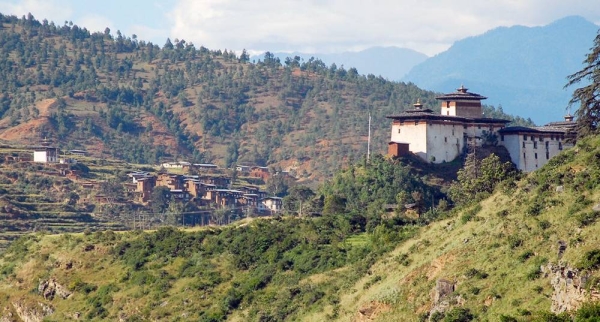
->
<box><xmin>527</xmin><ymin>266</ymin><xmax>542</xmax><ymax>280</ymax></box>
<box><xmin>464</xmin><ymin>268</ymin><xmax>488</xmax><ymax>279</ymax></box>
<box><xmin>575</xmin><ymin>301</ymin><xmax>600</xmax><ymax>320</ymax></box>
<box><xmin>508</xmin><ymin>235</ymin><xmax>523</xmax><ymax>249</ymax></box>
<box><xmin>443</xmin><ymin>307</ymin><xmax>475</xmax><ymax>321</ymax></box>
<box><xmin>578</xmin><ymin>249</ymin><xmax>600</xmax><ymax>270</ymax></box>
<box><xmin>538</xmin><ymin>220</ymin><xmax>551</xmax><ymax>230</ymax></box>
<box><xmin>518</xmin><ymin>250</ymin><xmax>534</xmax><ymax>262</ymax></box>
<box><xmin>575</xmin><ymin>212</ymin><xmax>600</xmax><ymax>227</ymax></box>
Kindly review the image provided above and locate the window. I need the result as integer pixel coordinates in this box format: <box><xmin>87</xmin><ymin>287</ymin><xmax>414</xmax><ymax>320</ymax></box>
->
<box><xmin>546</xmin><ymin>152</ymin><xmax>549</xmax><ymax>159</ymax></box>
<box><xmin>447</xmin><ymin>111</ymin><xmax>449</xmax><ymax>115</ymax></box>
<box><xmin>523</xmin><ymin>135</ymin><xmax>527</xmax><ymax>141</ymax></box>
<box><xmin>415</xmin><ymin>121</ymin><xmax>418</xmax><ymax>125</ymax></box>
<box><xmin>533</xmin><ymin>142</ymin><xmax>537</xmax><ymax>149</ymax></box>
<box><xmin>398</xmin><ymin>128</ymin><xmax>401</xmax><ymax>134</ymax></box>
<box><xmin>478</xmin><ymin>125</ymin><xmax>481</xmax><ymax>129</ymax></box>
<box><xmin>444</xmin><ymin>137</ymin><xmax>447</xmax><ymax>143</ymax></box>
<box><xmin>501</xmin><ymin>135</ymin><xmax>504</xmax><ymax>141</ymax></box>
<box><xmin>522</xmin><ymin>142</ymin><xmax>525</xmax><ymax>148</ymax></box>
<box><xmin>539</xmin><ymin>136</ymin><xmax>543</xmax><ymax>142</ymax></box>
<box><xmin>545</xmin><ymin>141</ymin><xmax>549</xmax><ymax>149</ymax></box>
<box><xmin>535</xmin><ymin>153</ymin><xmax>538</xmax><ymax>159</ymax></box>
<box><xmin>559</xmin><ymin>142</ymin><xmax>563</xmax><ymax>150</ymax></box>
<box><xmin>523</xmin><ymin>153</ymin><xmax>526</xmax><ymax>159</ymax></box>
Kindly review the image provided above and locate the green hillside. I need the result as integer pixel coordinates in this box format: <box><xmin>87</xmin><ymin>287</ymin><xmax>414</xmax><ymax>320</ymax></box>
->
<box><xmin>0</xmin><ymin>13</ymin><xmax>530</xmax><ymax>181</ymax></box>
<box><xmin>0</xmin><ymin>134</ymin><xmax>599</xmax><ymax>321</ymax></box>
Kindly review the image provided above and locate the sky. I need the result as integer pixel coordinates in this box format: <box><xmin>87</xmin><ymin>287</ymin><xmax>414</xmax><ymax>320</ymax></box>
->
<box><xmin>0</xmin><ymin>0</ymin><xmax>599</xmax><ymax>57</ymax></box>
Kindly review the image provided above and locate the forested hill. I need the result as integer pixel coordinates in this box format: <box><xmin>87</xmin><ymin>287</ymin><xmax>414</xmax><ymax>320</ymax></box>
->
<box><xmin>0</xmin><ymin>13</ymin><xmax>528</xmax><ymax>180</ymax></box>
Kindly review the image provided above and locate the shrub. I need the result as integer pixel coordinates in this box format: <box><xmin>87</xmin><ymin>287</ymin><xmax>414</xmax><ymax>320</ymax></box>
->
<box><xmin>575</xmin><ymin>301</ymin><xmax>600</xmax><ymax>320</ymax></box>
<box><xmin>526</xmin><ymin>266</ymin><xmax>542</xmax><ymax>280</ymax></box>
<box><xmin>575</xmin><ymin>212</ymin><xmax>600</xmax><ymax>227</ymax></box>
<box><xmin>577</xmin><ymin>249</ymin><xmax>600</xmax><ymax>270</ymax></box>
<box><xmin>508</xmin><ymin>235</ymin><xmax>523</xmax><ymax>249</ymax></box>
<box><xmin>518</xmin><ymin>250</ymin><xmax>534</xmax><ymax>262</ymax></box>
<box><xmin>499</xmin><ymin>315</ymin><xmax>518</xmax><ymax>322</ymax></box>
<box><xmin>496</xmin><ymin>209</ymin><xmax>509</xmax><ymax>218</ymax></box>
<box><xmin>443</xmin><ymin>307</ymin><xmax>475</xmax><ymax>321</ymax></box>
<box><xmin>464</xmin><ymin>268</ymin><xmax>488</xmax><ymax>279</ymax></box>
<box><xmin>538</xmin><ymin>220</ymin><xmax>551</xmax><ymax>230</ymax></box>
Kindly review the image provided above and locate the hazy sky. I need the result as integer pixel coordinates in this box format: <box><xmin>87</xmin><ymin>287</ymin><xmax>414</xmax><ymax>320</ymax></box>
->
<box><xmin>0</xmin><ymin>0</ymin><xmax>599</xmax><ymax>56</ymax></box>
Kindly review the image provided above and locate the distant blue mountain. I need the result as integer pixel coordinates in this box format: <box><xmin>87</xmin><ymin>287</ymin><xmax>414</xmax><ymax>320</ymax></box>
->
<box><xmin>403</xmin><ymin>16</ymin><xmax>599</xmax><ymax>125</ymax></box>
<box><xmin>251</xmin><ymin>46</ymin><xmax>428</xmax><ymax>80</ymax></box>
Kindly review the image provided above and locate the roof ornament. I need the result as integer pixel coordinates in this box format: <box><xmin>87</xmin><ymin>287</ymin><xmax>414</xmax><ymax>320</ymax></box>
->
<box><xmin>413</xmin><ymin>98</ymin><xmax>423</xmax><ymax>110</ymax></box>
<box><xmin>564</xmin><ymin>106</ymin><xmax>574</xmax><ymax>122</ymax></box>
<box><xmin>457</xmin><ymin>84</ymin><xmax>468</xmax><ymax>93</ymax></box>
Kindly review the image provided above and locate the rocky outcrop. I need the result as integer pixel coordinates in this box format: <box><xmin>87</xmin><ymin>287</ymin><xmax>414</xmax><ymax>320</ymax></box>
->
<box><xmin>542</xmin><ymin>263</ymin><xmax>600</xmax><ymax>313</ymax></box>
<box><xmin>11</xmin><ymin>300</ymin><xmax>54</xmax><ymax>322</ymax></box>
<box><xmin>429</xmin><ymin>279</ymin><xmax>461</xmax><ymax>318</ymax></box>
<box><xmin>38</xmin><ymin>278</ymin><xmax>72</xmax><ymax>300</ymax></box>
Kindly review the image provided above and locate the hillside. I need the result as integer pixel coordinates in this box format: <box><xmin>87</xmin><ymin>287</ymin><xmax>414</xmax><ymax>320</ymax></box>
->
<box><xmin>0</xmin><ymin>13</ymin><xmax>530</xmax><ymax>182</ymax></box>
<box><xmin>1</xmin><ymin>135</ymin><xmax>599</xmax><ymax>321</ymax></box>
<box><xmin>250</xmin><ymin>46</ymin><xmax>429</xmax><ymax>80</ymax></box>
<box><xmin>403</xmin><ymin>16</ymin><xmax>599</xmax><ymax>125</ymax></box>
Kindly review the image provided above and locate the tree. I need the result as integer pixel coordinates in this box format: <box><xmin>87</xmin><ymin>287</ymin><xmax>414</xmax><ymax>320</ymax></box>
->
<box><xmin>566</xmin><ymin>29</ymin><xmax>600</xmax><ymax>136</ymax></box>
<box><xmin>151</xmin><ymin>186</ymin><xmax>171</xmax><ymax>215</ymax></box>
<box><xmin>449</xmin><ymin>153</ymin><xmax>517</xmax><ymax>205</ymax></box>
<box><xmin>100</xmin><ymin>179</ymin><xmax>122</xmax><ymax>202</ymax></box>
<box><xmin>283</xmin><ymin>186</ymin><xmax>315</xmax><ymax>215</ymax></box>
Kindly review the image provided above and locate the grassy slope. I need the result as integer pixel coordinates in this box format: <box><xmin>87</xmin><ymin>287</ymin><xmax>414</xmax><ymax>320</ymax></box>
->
<box><xmin>0</xmin><ymin>136</ymin><xmax>599</xmax><ymax>321</ymax></box>
<box><xmin>319</xmin><ymin>137</ymin><xmax>600</xmax><ymax>321</ymax></box>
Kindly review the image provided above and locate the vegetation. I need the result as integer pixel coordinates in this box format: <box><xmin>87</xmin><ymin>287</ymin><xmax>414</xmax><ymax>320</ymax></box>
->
<box><xmin>567</xmin><ymin>27</ymin><xmax>600</xmax><ymax>136</ymax></box>
<box><xmin>1</xmin><ymin>134</ymin><xmax>600</xmax><ymax>320</ymax></box>
<box><xmin>0</xmin><ymin>13</ymin><xmax>532</xmax><ymax>181</ymax></box>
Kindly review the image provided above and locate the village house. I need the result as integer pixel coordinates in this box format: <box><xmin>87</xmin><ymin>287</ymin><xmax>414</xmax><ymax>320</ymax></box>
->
<box><xmin>33</xmin><ymin>139</ymin><xmax>59</xmax><ymax>163</ymax></box>
<box><xmin>250</xmin><ymin>166</ymin><xmax>270</xmax><ymax>180</ymax></box>
<box><xmin>387</xmin><ymin>86</ymin><xmax>576</xmax><ymax>172</ymax></box>
<box><xmin>260</xmin><ymin>197</ymin><xmax>283</xmax><ymax>213</ymax></box>
<box><xmin>193</xmin><ymin>163</ymin><xmax>219</xmax><ymax>172</ymax></box>
<box><xmin>160</xmin><ymin>161</ymin><xmax>192</xmax><ymax>169</ymax></box>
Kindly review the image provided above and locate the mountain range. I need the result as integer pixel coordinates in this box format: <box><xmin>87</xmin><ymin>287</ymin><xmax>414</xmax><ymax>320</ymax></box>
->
<box><xmin>259</xmin><ymin>16</ymin><xmax>599</xmax><ymax>125</ymax></box>
<box><xmin>251</xmin><ymin>47</ymin><xmax>428</xmax><ymax>80</ymax></box>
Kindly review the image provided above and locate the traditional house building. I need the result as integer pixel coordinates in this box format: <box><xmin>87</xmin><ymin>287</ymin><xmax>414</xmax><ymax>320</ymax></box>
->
<box><xmin>260</xmin><ymin>197</ymin><xmax>283</xmax><ymax>213</ymax></box>
<box><xmin>387</xmin><ymin>86</ymin><xmax>576</xmax><ymax>172</ymax></box>
<box><xmin>498</xmin><ymin>115</ymin><xmax>576</xmax><ymax>172</ymax></box>
<box><xmin>33</xmin><ymin>139</ymin><xmax>59</xmax><ymax>163</ymax></box>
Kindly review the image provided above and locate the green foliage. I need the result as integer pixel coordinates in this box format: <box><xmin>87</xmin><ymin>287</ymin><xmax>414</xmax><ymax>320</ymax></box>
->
<box><xmin>464</xmin><ymin>268</ymin><xmax>489</xmax><ymax>279</ymax></box>
<box><xmin>575</xmin><ymin>301</ymin><xmax>600</xmax><ymax>321</ymax></box>
<box><xmin>449</xmin><ymin>153</ymin><xmax>518</xmax><ymax>205</ymax></box>
<box><xmin>566</xmin><ymin>28</ymin><xmax>600</xmax><ymax>136</ymax></box>
<box><xmin>577</xmin><ymin>249</ymin><xmax>600</xmax><ymax>270</ymax></box>
<box><xmin>320</xmin><ymin>154</ymin><xmax>443</xmax><ymax>220</ymax></box>
<box><xmin>443</xmin><ymin>307</ymin><xmax>475</xmax><ymax>321</ymax></box>
<box><xmin>460</xmin><ymin>205</ymin><xmax>482</xmax><ymax>224</ymax></box>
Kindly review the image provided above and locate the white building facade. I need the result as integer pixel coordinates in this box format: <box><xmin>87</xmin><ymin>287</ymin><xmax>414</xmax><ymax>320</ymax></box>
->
<box><xmin>387</xmin><ymin>86</ymin><xmax>576</xmax><ymax>172</ymax></box>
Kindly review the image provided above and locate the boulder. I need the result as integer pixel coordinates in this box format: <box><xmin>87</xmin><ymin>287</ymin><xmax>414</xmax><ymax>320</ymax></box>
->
<box><xmin>541</xmin><ymin>263</ymin><xmax>600</xmax><ymax>313</ymax></box>
<box><xmin>38</xmin><ymin>279</ymin><xmax>72</xmax><ymax>300</ymax></box>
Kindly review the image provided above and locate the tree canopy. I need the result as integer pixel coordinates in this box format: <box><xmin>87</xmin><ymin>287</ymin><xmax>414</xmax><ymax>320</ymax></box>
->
<box><xmin>566</xmin><ymin>28</ymin><xmax>600</xmax><ymax>136</ymax></box>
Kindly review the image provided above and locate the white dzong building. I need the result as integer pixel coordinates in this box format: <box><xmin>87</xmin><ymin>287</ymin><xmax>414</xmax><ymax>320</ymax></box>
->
<box><xmin>387</xmin><ymin>86</ymin><xmax>576</xmax><ymax>172</ymax></box>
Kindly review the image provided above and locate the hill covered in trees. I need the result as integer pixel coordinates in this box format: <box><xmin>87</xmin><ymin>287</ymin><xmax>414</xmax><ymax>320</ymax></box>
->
<box><xmin>1</xmin><ymin>129</ymin><xmax>599</xmax><ymax>321</ymax></box>
<box><xmin>0</xmin><ymin>13</ymin><xmax>530</xmax><ymax>181</ymax></box>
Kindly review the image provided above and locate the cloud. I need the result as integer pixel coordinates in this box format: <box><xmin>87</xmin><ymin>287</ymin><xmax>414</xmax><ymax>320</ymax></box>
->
<box><xmin>77</xmin><ymin>14</ymin><xmax>113</xmax><ymax>34</ymax></box>
<box><xmin>167</xmin><ymin>0</ymin><xmax>600</xmax><ymax>56</ymax></box>
<box><xmin>0</xmin><ymin>0</ymin><xmax>73</xmax><ymax>24</ymax></box>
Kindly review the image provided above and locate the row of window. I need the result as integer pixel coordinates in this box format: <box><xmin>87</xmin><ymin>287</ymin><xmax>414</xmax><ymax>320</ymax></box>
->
<box><xmin>523</xmin><ymin>134</ymin><xmax>564</xmax><ymax>141</ymax></box>
<box><xmin>523</xmin><ymin>152</ymin><xmax>551</xmax><ymax>160</ymax></box>
<box><xmin>522</xmin><ymin>141</ymin><xmax>563</xmax><ymax>150</ymax></box>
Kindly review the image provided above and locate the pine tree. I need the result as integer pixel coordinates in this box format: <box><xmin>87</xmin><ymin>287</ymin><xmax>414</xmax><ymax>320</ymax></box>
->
<box><xmin>566</xmin><ymin>29</ymin><xmax>600</xmax><ymax>136</ymax></box>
